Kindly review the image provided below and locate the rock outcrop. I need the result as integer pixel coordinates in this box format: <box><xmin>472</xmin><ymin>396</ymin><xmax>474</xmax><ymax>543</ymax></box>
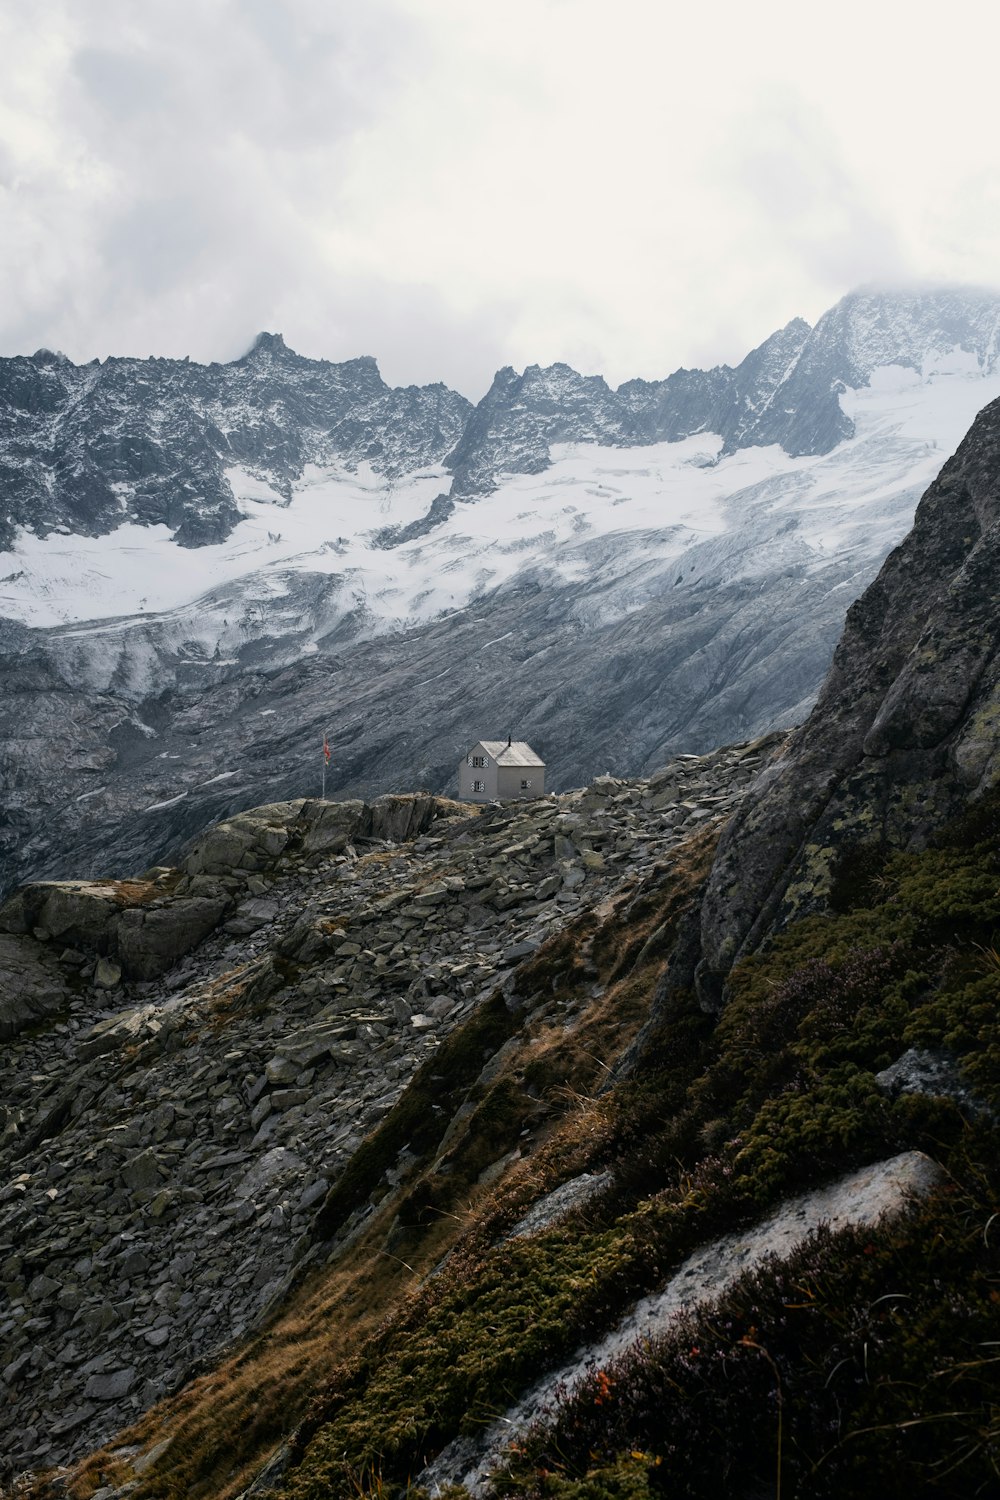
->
<box><xmin>420</xmin><ymin>1151</ymin><xmax>944</xmax><ymax>1497</ymax></box>
<box><xmin>0</xmin><ymin>877</ymin><xmax>214</xmax><ymax>986</ymax></box>
<box><xmin>694</xmin><ymin>391</ymin><xmax>1000</xmax><ymax>1006</ymax></box>
<box><xmin>0</xmin><ymin>797</ymin><xmax>467</xmax><ymax>1000</ymax></box>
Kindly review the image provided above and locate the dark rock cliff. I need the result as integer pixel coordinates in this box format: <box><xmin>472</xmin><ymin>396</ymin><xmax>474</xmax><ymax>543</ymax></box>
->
<box><xmin>693</xmin><ymin>392</ymin><xmax>1000</xmax><ymax>1007</ymax></box>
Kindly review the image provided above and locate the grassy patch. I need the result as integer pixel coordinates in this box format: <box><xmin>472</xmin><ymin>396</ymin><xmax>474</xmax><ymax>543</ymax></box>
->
<box><xmin>39</xmin><ymin>790</ymin><xmax>1000</xmax><ymax>1500</ymax></box>
<box><xmin>283</xmin><ymin>795</ymin><xmax>1000</xmax><ymax>1496</ymax></box>
<box><xmin>26</xmin><ymin>820</ymin><xmax>717</xmax><ymax>1500</ymax></box>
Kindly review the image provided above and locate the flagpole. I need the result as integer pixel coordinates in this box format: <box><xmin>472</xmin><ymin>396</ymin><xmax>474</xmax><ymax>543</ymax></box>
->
<box><xmin>322</xmin><ymin>735</ymin><xmax>326</xmax><ymax>801</ymax></box>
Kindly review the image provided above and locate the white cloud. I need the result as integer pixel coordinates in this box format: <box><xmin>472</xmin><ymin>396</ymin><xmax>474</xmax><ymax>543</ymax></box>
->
<box><xmin>1</xmin><ymin>0</ymin><xmax>999</xmax><ymax>397</ymax></box>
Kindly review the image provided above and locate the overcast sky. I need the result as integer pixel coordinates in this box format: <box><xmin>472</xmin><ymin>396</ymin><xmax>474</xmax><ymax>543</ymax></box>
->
<box><xmin>2</xmin><ymin>0</ymin><xmax>1000</xmax><ymax>398</ymax></box>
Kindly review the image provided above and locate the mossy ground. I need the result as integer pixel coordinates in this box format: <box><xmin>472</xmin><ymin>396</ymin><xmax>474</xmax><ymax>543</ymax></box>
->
<box><xmin>278</xmin><ymin>794</ymin><xmax>1000</xmax><ymax>1499</ymax></box>
<box><xmin>22</xmin><ymin>797</ymin><xmax>1000</xmax><ymax>1500</ymax></box>
<box><xmin>495</xmin><ymin>1155</ymin><xmax>1000</xmax><ymax>1498</ymax></box>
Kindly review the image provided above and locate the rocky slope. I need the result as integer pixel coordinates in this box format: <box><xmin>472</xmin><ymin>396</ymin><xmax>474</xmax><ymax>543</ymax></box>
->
<box><xmin>4</xmin><ymin>288</ymin><xmax>1000</xmax><ymax>899</ymax></box>
<box><xmin>0</xmin><ymin>738</ymin><xmax>774</xmax><ymax>1483</ymax></box>
<box><xmin>254</xmin><ymin>351</ymin><xmax>1000</xmax><ymax>1499</ymax></box>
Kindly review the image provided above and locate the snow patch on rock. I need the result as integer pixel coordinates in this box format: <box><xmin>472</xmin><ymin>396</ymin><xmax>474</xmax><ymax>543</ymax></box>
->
<box><xmin>420</xmin><ymin>1150</ymin><xmax>944</xmax><ymax>1496</ymax></box>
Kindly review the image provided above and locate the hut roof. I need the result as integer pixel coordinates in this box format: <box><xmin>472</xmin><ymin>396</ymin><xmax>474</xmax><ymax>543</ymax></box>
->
<box><xmin>477</xmin><ymin>740</ymin><xmax>545</xmax><ymax>767</ymax></box>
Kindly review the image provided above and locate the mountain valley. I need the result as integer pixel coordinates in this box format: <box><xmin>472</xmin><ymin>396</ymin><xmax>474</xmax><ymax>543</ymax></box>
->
<box><xmin>3</xmin><ymin>288</ymin><xmax>1000</xmax><ymax>896</ymax></box>
<box><xmin>2</xmin><ymin>290</ymin><xmax>1000</xmax><ymax>1498</ymax></box>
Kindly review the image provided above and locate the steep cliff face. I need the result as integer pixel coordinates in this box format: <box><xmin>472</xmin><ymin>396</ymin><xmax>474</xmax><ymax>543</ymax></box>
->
<box><xmin>737</xmin><ymin>284</ymin><xmax>1000</xmax><ymax>455</ymax></box>
<box><xmin>696</xmin><ymin>391</ymin><xmax>1000</xmax><ymax>1005</ymax></box>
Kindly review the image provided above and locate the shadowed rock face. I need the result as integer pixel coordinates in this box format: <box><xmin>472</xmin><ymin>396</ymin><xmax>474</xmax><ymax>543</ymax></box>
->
<box><xmin>695</xmin><ymin>393</ymin><xmax>1000</xmax><ymax>1007</ymax></box>
<box><xmin>0</xmin><ymin>934</ymin><xmax>69</xmax><ymax>1038</ymax></box>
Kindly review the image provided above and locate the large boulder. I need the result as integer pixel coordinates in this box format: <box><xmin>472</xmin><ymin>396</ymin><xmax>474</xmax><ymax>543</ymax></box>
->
<box><xmin>294</xmin><ymin>794</ymin><xmax>464</xmax><ymax>855</ymax></box>
<box><xmin>297</xmin><ymin>799</ymin><xmax>366</xmax><ymax>856</ymax></box>
<box><xmin>182</xmin><ymin>802</ymin><xmax>304</xmax><ymax>876</ymax></box>
<box><xmin>0</xmin><ymin>880</ymin><xmax>128</xmax><ymax>951</ymax></box>
<box><xmin>365</xmin><ymin>794</ymin><xmax>437</xmax><ymax>843</ymax></box>
<box><xmin>116</xmin><ymin>897</ymin><xmax>230</xmax><ymax>980</ymax></box>
<box><xmin>0</xmin><ymin>934</ymin><xmax>69</xmax><ymax>1038</ymax></box>
<box><xmin>362</xmin><ymin>794</ymin><xmax>473</xmax><ymax>843</ymax></box>
<box><xmin>0</xmin><ymin>876</ymin><xmax>229</xmax><ymax>986</ymax></box>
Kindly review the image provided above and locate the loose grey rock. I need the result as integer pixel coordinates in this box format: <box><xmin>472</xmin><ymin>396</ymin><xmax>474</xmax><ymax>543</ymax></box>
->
<box><xmin>0</xmin><ymin>742</ymin><xmax>769</xmax><ymax>1483</ymax></box>
<box><xmin>94</xmin><ymin>957</ymin><xmax>123</xmax><ymax>989</ymax></box>
<box><xmin>875</xmin><ymin>1048</ymin><xmax>984</xmax><ymax>1114</ymax></box>
<box><xmin>121</xmin><ymin>1150</ymin><xmax>162</xmax><ymax>1192</ymax></box>
<box><xmin>84</xmin><ymin>1367</ymin><xmax>137</xmax><ymax>1401</ymax></box>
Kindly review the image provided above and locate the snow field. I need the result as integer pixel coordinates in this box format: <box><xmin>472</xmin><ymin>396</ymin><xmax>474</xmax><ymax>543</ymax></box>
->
<box><xmin>1</xmin><ymin>362</ymin><xmax>999</xmax><ymax>652</ymax></box>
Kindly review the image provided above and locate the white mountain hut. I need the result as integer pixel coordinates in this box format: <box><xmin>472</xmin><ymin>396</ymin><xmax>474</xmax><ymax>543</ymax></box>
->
<box><xmin>458</xmin><ymin>738</ymin><xmax>546</xmax><ymax>802</ymax></box>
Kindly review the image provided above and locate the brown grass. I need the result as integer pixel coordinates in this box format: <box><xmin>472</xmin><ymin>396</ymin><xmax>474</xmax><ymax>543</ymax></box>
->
<box><xmin>54</xmin><ymin>1200</ymin><xmax>460</xmax><ymax>1500</ymax></box>
<box><xmin>28</xmin><ymin>821</ymin><xmax>719</xmax><ymax>1500</ymax></box>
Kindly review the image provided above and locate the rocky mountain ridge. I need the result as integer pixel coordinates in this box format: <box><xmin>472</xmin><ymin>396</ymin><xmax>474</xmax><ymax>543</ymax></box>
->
<box><xmin>5</xmin><ymin>288</ymin><xmax>999</xmax><ymax>556</ymax></box>
<box><xmin>0</xmin><ymin>334</ymin><xmax>471</xmax><ymax>550</ymax></box>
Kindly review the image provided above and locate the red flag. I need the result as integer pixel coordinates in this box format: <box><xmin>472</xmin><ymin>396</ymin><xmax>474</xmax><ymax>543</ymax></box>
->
<box><xmin>323</xmin><ymin>736</ymin><xmax>331</xmax><ymax>764</ymax></box>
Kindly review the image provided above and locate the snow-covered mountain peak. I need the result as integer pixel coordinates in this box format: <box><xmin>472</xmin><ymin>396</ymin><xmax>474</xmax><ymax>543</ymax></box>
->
<box><xmin>6</xmin><ymin>285</ymin><xmax>998</xmax><ymax>560</ymax></box>
<box><xmin>31</xmin><ymin>348</ymin><xmax>72</xmax><ymax>367</ymax></box>
<box><xmin>245</xmin><ymin>330</ymin><xmax>291</xmax><ymax>357</ymax></box>
<box><xmin>735</xmin><ymin>315</ymin><xmax>811</xmax><ymax>380</ymax></box>
<box><xmin>0</xmin><ymin>340</ymin><xmax>472</xmax><ymax>550</ymax></box>
<box><xmin>811</xmin><ymin>285</ymin><xmax>1000</xmax><ymax>384</ymax></box>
